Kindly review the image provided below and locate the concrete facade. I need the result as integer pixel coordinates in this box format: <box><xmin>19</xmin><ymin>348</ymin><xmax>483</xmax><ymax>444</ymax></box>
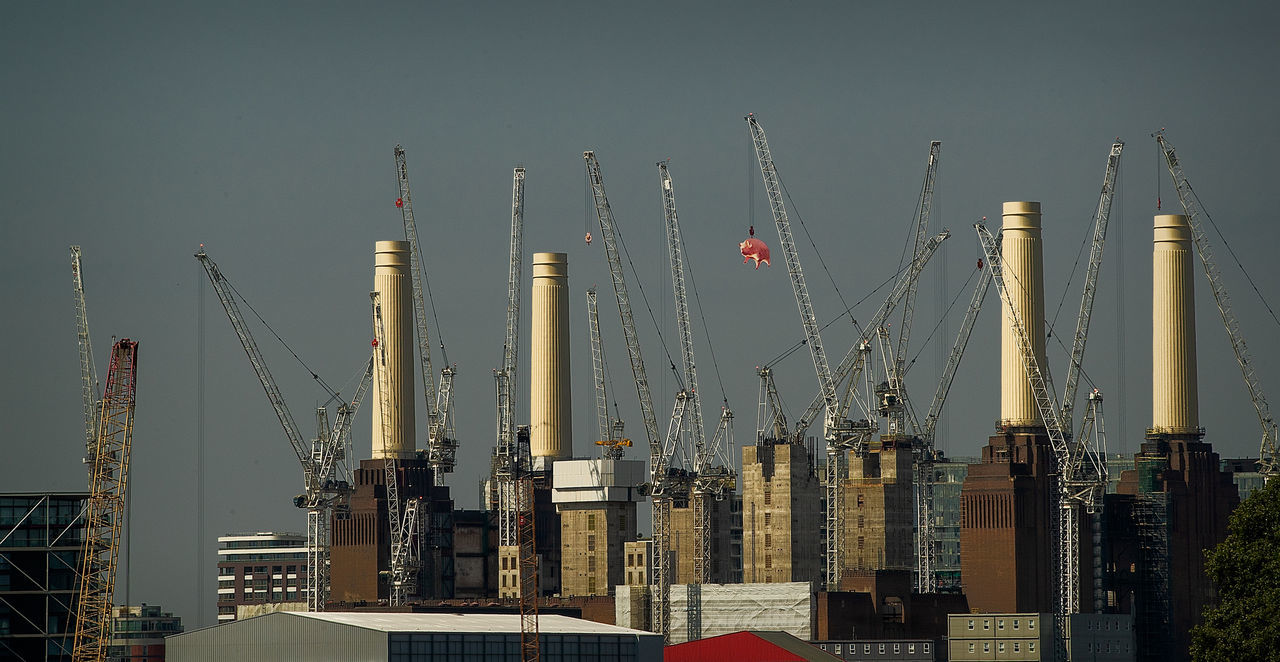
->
<box><xmin>552</xmin><ymin>459</ymin><xmax>643</xmax><ymax>597</ymax></box>
<box><xmin>946</xmin><ymin>613</ymin><xmax>1135</xmax><ymax>661</ymax></box>
<box><xmin>843</xmin><ymin>441</ymin><xmax>914</xmax><ymax>574</ymax></box>
<box><xmin>742</xmin><ymin>441</ymin><xmax>822</xmax><ymax>584</ymax></box>
<box><xmin>530</xmin><ymin>252</ymin><xmax>572</xmax><ymax>460</ymax></box>
<box><xmin>668</xmin><ymin>490</ymin><xmax>740</xmax><ymax>584</ymax></box>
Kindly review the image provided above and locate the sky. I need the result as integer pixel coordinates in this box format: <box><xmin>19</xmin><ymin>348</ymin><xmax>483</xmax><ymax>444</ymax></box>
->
<box><xmin>3</xmin><ymin>1</ymin><xmax>1278</xmax><ymax>629</ymax></box>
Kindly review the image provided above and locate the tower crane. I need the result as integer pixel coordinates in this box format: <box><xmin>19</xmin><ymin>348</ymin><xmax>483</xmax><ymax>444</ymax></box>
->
<box><xmin>71</xmin><ymin>338</ymin><xmax>138</xmax><ymax>662</ymax></box>
<box><xmin>657</xmin><ymin>161</ymin><xmax>736</xmax><ymax>584</ymax></box>
<box><xmin>373</xmin><ymin>292</ymin><xmax>421</xmax><ymax>605</ymax></box>
<box><xmin>196</xmin><ymin>249</ymin><xmax>372</xmax><ymax>611</ymax></box>
<box><xmin>746</xmin><ymin>114</ymin><xmax>850</xmax><ymax>589</ymax></box>
<box><xmin>496</xmin><ymin>167</ymin><xmax>526</xmax><ymax>550</ymax></box>
<box><xmin>587</xmin><ymin>288</ymin><xmax>629</xmax><ymax>459</ymax></box>
<box><xmin>395</xmin><ymin>146</ymin><xmax>457</xmax><ymax>480</ymax></box>
<box><xmin>1154</xmin><ymin>130</ymin><xmax>1278</xmax><ymax>478</ymax></box>
<box><xmin>514</xmin><ymin>425</ymin><xmax>540</xmax><ymax>662</ymax></box>
<box><xmin>584</xmin><ymin>150</ymin><xmax>680</xmax><ymax>641</ymax></box>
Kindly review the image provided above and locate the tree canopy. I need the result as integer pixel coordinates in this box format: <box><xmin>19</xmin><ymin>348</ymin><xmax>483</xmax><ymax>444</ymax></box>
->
<box><xmin>1190</xmin><ymin>477</ymin><xmax>1280</xmax><ymax>661</ymax></box>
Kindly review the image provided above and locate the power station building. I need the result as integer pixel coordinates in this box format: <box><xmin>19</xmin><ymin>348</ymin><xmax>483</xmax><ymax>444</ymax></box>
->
<box><xmin>741</xmin><ymin>438</ymin><xmax>821</xmax><ymax>584</ymax></box>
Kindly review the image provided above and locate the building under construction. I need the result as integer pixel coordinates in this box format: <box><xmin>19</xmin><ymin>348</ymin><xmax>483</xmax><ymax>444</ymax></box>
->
<box><xmin>740</xmin><ymin>438</ymin><xmax>822</xmax><ymax>584</ymax></box>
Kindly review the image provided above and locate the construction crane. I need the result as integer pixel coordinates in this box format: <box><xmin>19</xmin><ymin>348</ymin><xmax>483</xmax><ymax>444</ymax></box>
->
<box><xmin>657</xmin><ymin>161</ymin><xmax>735</xmax><ymax>583</ymax></box>
<box><xmin>372</xmin><ymin>292</ymin><xmax>421</xmax><ymax>605</ymax></box>
<box><xmin>495</xmin><ymin>167</ymin><xmax>526</xmax><ymax>550</ymax></box>
<box><xmin>71</xmin><ymin>246</ymin><xmax>100</xmax><ymax>457</ymax></box>
<box><xmin>1155</xmin><ymin>130</ymin><xmax>1278</xmax><ymax>478</ymax></box>
<box><xmin>196</xmin><ymin>249</ymin><xmax>370</xmax><ymax>611</ymax></box>
<box><xmin>584</xmin><ymin>150</ymin><xmax>678</xmax><ymax>641</ymax></box>
<box><xmin>395</xmin><ymin>145</ymin><xmax>457</xmax><ymax>480</ymax></box>
<box><xmin>71</xmin><ymin>338</ymin><xmax>138</xmax><ymax>662</ymax></box>
<box><xmin>912</xmin><ymin>261</ymin><xmax>993</xmax><ymax>593</ymax></box>
<box><xmin>746</xmin><ymin>114</ymin><xmax>852</xmax><ymax>589</ymax></box>
<box><xmin>587</xmin><ymin>287</ymin><xmax>630</xmax><ymax>459</ymax></box>
<box><xmin>514</xmin><ymin>425</ymin><xmax>540</xmax><ymax>662</ymax></box>
<box><xmin>976</xmin><ymin>221</ymin><xmax>1081</xmax><ymax>627</ymax></box>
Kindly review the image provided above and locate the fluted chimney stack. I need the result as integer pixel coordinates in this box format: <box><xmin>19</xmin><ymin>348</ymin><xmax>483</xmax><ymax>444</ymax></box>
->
<box><xmin>531</xmin><ymin>252</ymin><xmax>572</xmax><ymax>459</ymax></box>
<box><xmin>371</xmin><ymin>240</ymin><xmax>416</xmax><ymax>459</ymax></box>
<box><xmin>1152</xmin><ymin>214</ymin><xmax>1199</xmax><ymax>434</ymax></box>
<box><xmin>1000</xmin><ymin>202</ymin><xmax>1048</xmax><ymax>427</ymax></box>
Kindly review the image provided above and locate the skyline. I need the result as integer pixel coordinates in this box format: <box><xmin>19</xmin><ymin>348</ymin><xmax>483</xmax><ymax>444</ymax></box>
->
<box><xmin>3</xmin><ymin>1</ymin><xmax>1278</xmax><ymax>629</ymax></box>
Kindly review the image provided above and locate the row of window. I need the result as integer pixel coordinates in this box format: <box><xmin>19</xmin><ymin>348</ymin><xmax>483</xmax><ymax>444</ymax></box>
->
<box><xmin>388</xmin><ymin>633</ymin><xmax>637</xmax><ymax>662</ymax></box>
<box><xmin>819</xmin><ymin>642</ymin><xmax>931</xmax><ymax>656</ymax></box>
<box><xmin>966</xmin><ymin>617</ymin><xmax>1036</xmax><ymax>631</ymax></box>
<box><xmin>968</xmin><ymin>641</ymin><xmax>1035</xmax><ymax>654</ymax></box>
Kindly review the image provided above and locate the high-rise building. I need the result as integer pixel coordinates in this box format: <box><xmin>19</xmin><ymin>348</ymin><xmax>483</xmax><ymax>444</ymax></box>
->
<box><xmin>0</xmin><ymin>492</ymin><xmax>88</xmax><ymax>661</ymax></box>
<box><xmin>741</xmin><ymin>440</ymin><xmax>821</xmax><ymax>584</ymax></box>
<box><xmin>553</xmin><ymin>459</ymin><xmax>643</xmax><ymax>597</ymax></box>
<box><xmin>668</xmin><ymin>488</ymin><xmax>740</xmax><ymax>585</ymax></box>
<box><xmin>930</xmin><ymin>457</ymin><xmax>975</xmax><ymax>591</ymax></box>
<box><xmin>216</xmin><ymin>532</ymin><xmax>308</xmax><ymax>621</ymax></box>
<box><xmin>843</xmin><ymin>440</ymin><xmax>914</xmax><ymax>575</ymax></box>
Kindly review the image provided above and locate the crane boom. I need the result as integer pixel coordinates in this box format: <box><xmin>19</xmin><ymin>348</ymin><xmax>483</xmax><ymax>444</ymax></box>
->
<box><xmin>395</xmin><ymin>146</ymin><xmax>455</xmax><ymax>477</ymax></box>
<box><xmin>1155</xmin><ymin>131</ymin><xmax>1278</xmax><ymax>477</ymax></box>
<box><xmin>71</xmin><ymin>246</ymin><xmax>100</xmax><ymax>454</ymax></box>
<box><xmin>71</xmin><ymin>338</ymin><xmax>138</xmax><ymax>662</ymax></box>
<box><xmin>584</xmin><ymin>150</ymin><xmax>675</xmax><ymax>640</ymax></box>
<box><xmin>893</xmin><ymin>141</ymin><xmax>942</xmax><ymax>382</ymax></box>
<box><xmin>658</xmin><ymin>162</ymin><xmax>706</xmax><ymax>463</ymax></box>
<box><xmin>1061</xmin><ymin>141</ymin><xmax>1124</xmax><ymax>428</ymax></box>
<box><xmin>746</xmin><ymin>114</ymin><xmax>840</xmax><ymax>435</ymax></box>
<box><xmin>496</xmin><ymin>167</ymin><xmax>526</xmax><ymax>547</ymax></box>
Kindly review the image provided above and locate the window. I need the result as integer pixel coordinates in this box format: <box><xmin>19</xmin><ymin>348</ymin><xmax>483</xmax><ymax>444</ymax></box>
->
<box><xmin>628</xmin><ymin>554</ymin><xmax>634</xmax><ymax>566</ymax></box>
<box><xmin>983</xmin><ymin>642</ymin><xmax>990</xmax><ymax>653</ymax></box>
<box><xmin>1029</xmin><ymin>619</ymin><xmax>1036</xmax><ymax>630</ymax></box>
<box><xmin>983</xmin><ymin>619</ymin><xmax>990</xmax><ymax>630</ymax></box>
<box><xmin>764</xmin><ymin>513</ymin><xmax>772</xmax><ymax>527</ymax></box>
<box><xmin>998</xmin><ymin>642</ymin><xmax>1005</xmax><ymax>653</ymax></box>
<box><xmin>588</xmin><ymin>514</ymin><xmax>596</xmax><ymax>531</ymax></box>
<box><xmin>637</xmin><ymin>553</ymin><xmax>643</xmax><ymax>565</ymax></box>
<box><xmin>864</xmin><ymin>644</ymin><xmax>870</xmax><ymax>654</ymax></box>
<box><xmin>857</xmin><ymin>494</ymin><xmax>865</xmax><ymax>506</ymax></box>
<box><xmin>909</xmin><ymin>643</ymin><xmax>915</xmax><ymax>653</ymax></box>
<box><xmin>764</xmin><ymin>554</ymin><xmax>772</xmax><ymax>569</ymax></box>
<box><xmin>893</xmin><ymin>643</ymin><xmax>900</xmax><ymax>654</ymax></box>
<box><xmin>857</xmin><ymin>536</ymin><xmax>865</xmax><ymax>550</ymax></box>
<box><xmin>923</xmin><ymin>643</ymin><xmax>929</xmax><ymax>653</ymax></box>
<box><xmin>588</xmin><ymin>535</ymin><xmax>596</xmax><ymax>552</ymax></box>
<box><xmin>1013</xmin><ymin>618</ymin><xmax>1019</xmax><ymax>629</ymax></box>
<box><xmin>588</xmin><ymin>577</ymin><xmax>596</xmax><ymax>593</ymax></box>
<box><xmin>1030</xmin><ymin>642</ymin><xmax>1036</xmax><ymax>652</ymax></box>
<box><xmin>878</xmin><ymin>644</ymin><xmax>885</xmax><ymax>654</ymax></box>
<box><xmin>968</xmin><ymin>619</ymin><xmax>975</xmax><ymax>630</ymax></box>
<box><xmin>968</xmin><ymin>643</ymin><xmax>975</xmax><ymax>653</ymax></box>
<box><xmin>764</xmin><ymin>534</ymin><xmax>772</xmax><ymax>547</ymax></box>
<box><xmin>588</xmin><ymin>556</ymin><xmax>597</xmax><ymax>572</ymax></box>
<box><xmin>998</xmin><ymin>619</ymin><xmax>1004</xmax><ymax>629</ymax></box>
<box><xmin>834</xmin><ymin>644</ymin><xmax>841</xmax><ymax>654</ymax></box>
<box><xmin>1014</xmin><ymin>642</ymin><xmax>1020</xmax><ymax>652</ymax></box>
<box><xmin>857</xmin><ymin>515</ymin><xmax>865</xmax><ymax>528</ymax></box>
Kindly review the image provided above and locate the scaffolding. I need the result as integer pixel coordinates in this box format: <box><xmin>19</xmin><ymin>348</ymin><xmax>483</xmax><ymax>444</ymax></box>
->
<box><xmin>1132</xmin><ymin>492</ymin><xmax>1170</xmax><ymax>662</ymax></box>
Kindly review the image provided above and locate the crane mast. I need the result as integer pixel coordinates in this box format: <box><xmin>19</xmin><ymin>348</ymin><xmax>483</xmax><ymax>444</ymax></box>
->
<box><xmin>196</xmin><ymin>249</ymin><xmax>364</xmax><ymax>610</ymax></box>
<box><xmin>1154</xmin><ymin>131</ymin><xmax>1278</xmax><ymax>477</ymax></box>
<box><xmin>496</xmin><ymin>167</ymin><xmax>526</xmax><ymax>548</ymax></box>
<box><xmin>71</xmin><ymin>339</ymin><xmax>138</xmax><ymax>662</ymax></box>
<box><xmin>373</xmin><ymin>292</ymin><xmax>420</xmax><ymax>605</ymax></box>
<box><xmin>975</xmin><ymin>222</ymin><xmax>1077</xmax><ymax>625</ymax></box>
<box><xmin>395</xmin><ymin>146</ymin><xmax>456</xmax><ymax>479</ymax></box>
<box><xmin>514</xmin><ymin>426</ymin><xmax>540</xmax><ymax>662</ymax></box>
<box><xmin>71</xmin><ymin>246</ymin><xmax>100</xmax><ymax>454</ymax></box>
<box><xmin>584</xmin><ymin>150</ymin><xmax>674</xmax><ymax>641</ymax></box>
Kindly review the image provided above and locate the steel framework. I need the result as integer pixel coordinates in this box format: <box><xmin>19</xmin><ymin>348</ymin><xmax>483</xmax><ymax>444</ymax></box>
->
<box><xmin>71</xmin><ymin>339</ymin><xmax>138</xmax><ymax>662</ymax></box>
<box><xmin>496</xmin><ymin>167</ymin><xmax>526</xmax><ymax>547</ymax></box>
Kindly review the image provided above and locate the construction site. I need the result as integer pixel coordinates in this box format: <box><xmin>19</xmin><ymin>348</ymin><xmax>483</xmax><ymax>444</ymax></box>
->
<box><xmin>18</xmin><ymin>111</ymin><xmax>1275</xmax><ymax>662</ymax></box>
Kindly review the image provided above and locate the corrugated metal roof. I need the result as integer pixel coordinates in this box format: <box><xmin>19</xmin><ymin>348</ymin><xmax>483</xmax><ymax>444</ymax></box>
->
<box><xmin>284</xmin><ymin>611</ymin><xmax>653</xmax><ymax>636</ymax></box>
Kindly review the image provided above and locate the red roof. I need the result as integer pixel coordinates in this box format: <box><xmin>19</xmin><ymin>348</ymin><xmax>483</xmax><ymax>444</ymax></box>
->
<box><xmin>664</xmin><ymin>631</ymin><xmax>844</xmax><ymax>662</ymax></box>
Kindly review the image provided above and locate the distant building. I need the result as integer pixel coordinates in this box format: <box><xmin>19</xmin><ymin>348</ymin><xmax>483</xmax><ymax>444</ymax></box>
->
<box><xmin>0</xmin><ymin>492</ymin><xmax>88</xmax><ymax>661</ymax></box>
<box><xmin>216</xmin><ymin>532</ymin><xmax>308</xmax><ymax>621</ymax></box>
<box><xmin>107</xmin><ymin>604</ymin><xmax>183</xmax><ymax>662</ymax></box>
<box><xmin>166</xmin><ymin>611</ymin><xmax>662</xmax><ymax>662</ymax></box>
<box><xmin>1221</xmin><ymin>457</ymin><xmax>1265</xmax><ymax>501</ymax></box>
<box><xmin>741</xmin><ymin>439</ymin><xmax>822</xmax><ymax>584</ymax></box>
<box><xmin>844</xmin><ymin>440</ymin><xmax>914</xmax><ymax>575</ymax></box>
<box><xmin>946</xmin><ymin>612</ymin><xmax>1135</xmax><ymax>661</ymax></box>
<box><xmin>812</xmin><ymin>639</ymin><xmax>933</xmax><ymax>661</ymax></box>
<box><xmin>552</xmin><ymin>458</ymin><xmax>643</xmax><ymax>597</ymax></box>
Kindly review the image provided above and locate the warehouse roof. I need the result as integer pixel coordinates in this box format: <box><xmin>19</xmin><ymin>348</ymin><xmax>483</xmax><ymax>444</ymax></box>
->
<box><xmin>284</xmin><ymin>611</ymin><xmax>651</xmax><ymax>636</ymax></box>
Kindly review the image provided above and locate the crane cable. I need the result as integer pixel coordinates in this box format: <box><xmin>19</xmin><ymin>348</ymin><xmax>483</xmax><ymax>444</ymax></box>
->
<box><xmin>223</xmin><ymin>277</ymin><xmax>341</xmax><ymax>402</ymax></box>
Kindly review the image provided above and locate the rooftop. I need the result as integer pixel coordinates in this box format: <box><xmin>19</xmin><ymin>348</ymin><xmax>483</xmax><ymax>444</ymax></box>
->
<box><xmin>284</xmin><ymin>611</ymin><xmax>653</xmax><ymax>636</ymax></box>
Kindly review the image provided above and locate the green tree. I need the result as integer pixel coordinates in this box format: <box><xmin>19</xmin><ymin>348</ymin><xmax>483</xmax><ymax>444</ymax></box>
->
<box><xmin>1190</xmin><ymin>477</ymin><xmax>1280</xmax><ymax>661</ymax></box>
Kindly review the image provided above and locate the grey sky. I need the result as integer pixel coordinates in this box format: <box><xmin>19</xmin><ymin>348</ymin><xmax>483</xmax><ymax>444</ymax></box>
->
<box><xmin>3</xmin><ymin>1</ymin><xmax>1278</xmax><ymax>629</ymax></box>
